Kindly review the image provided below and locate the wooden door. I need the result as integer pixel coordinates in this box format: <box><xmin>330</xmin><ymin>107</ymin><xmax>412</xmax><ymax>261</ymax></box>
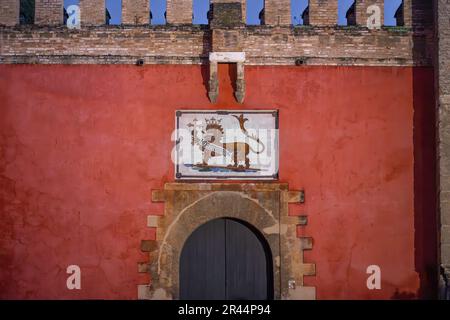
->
<box><xmin>179</xmin><ymin>218</ymin><xmax>273</xmax><ymax>300</ymax></box>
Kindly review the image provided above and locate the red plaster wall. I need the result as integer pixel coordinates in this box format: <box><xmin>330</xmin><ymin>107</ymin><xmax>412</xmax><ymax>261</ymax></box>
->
<box><xmin>0</xmin><ymin>64</ymin><xmax>436</xmax><ymax>299</ymax></box>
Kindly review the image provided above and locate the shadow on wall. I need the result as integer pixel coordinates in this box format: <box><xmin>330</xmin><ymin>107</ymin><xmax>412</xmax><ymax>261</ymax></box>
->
<box><xmin>391</xmin><ymin>289</ymin><xmax>417</xmax><ymax>300</ymax></box>
<box><xmin>200</xmin><ymin>29</ymin><xmax>211</xmax><ymax>101</ymax></box>
<box><xmin>411</xmin><ymin>0</ymin><xmax>438</xmax><ymax>300</ymax></box>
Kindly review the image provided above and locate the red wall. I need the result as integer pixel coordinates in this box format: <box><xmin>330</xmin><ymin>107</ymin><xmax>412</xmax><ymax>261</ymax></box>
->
<box><xmin>0</xmin><ymin>64</ymin><xmax>436</xmax><ymax>299</ymax></box>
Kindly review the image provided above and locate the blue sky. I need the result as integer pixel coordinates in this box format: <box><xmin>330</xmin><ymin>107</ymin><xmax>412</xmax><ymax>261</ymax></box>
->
<box><xmin>64</xmin><ymin>0</ymin><xmax>403</xmax><ymax>26</ymax></box>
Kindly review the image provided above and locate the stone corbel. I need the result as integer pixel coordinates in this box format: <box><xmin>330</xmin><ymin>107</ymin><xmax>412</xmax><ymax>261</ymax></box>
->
<box><xmin>208</xmin><ymin>61</ymin><xmax>219</xmax><ymax>103</ymax></box>
<box><xmin>208</xmin><ymin>52</ymin><xmax>246</xmax><ymax>104</ymax></box>
<box><xmin>235</xmin><ymin>61</ymin><xmax>245</xmax><ymax>103</ymax></box>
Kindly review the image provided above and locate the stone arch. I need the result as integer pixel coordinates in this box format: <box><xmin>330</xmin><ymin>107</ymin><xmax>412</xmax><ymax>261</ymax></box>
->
<box><xmin>162</xmin><ymin>191</ymin><xmax>280</xmax><ymax>299</ymax></box>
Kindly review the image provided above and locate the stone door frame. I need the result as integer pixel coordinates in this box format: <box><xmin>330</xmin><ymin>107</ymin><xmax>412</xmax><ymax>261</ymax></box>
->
<box><xmin>138</xmin><ymin>183</ymin><xmax>316</xmax><ymax>300</ymax></box>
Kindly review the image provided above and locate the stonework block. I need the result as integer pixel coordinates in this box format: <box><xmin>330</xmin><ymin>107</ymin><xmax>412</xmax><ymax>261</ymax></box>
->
<box><xmin>122</xmin><ymin>0</ymin><xmax>149</xmax><ymax>25</ymax></box>
<box><xmin>35</xmin><ymin>0</ymin><xmax>63</xmax><ymax>25</ymax></box>
<box><xmin>285</xmin><ymin>191</ymin><xmax>305</xmax><ymax>203</ymax></box>
<box><xmin>138</xmin><ymin>262</ymin><xmax>150</xmax><ymax>273</ymax></box>
<box><xmin>166</xmin><ymin>0</ymin><xmax>192</xmax><ymax>24</ymax></box>
<box><xmin>298</xmin><ymin>215</ymin><xmax>308</xmax><ymax>226</ymax></box>
<box><xmin>299</xmin><ymin>237</ymin><xmax>313</xmax><ymax>250</ymax></box>
<box><xmin>287</xmin><ymin>286</ymin><xmax>316</xmax><ymax>300</ymax></box>
<box><xmin>299</xmin><ymin>263</ymin><xmax>316</xmax><ymax>276</ymax></box>
<box><xmin>442</xmin><ymin>244</ymin><xmax>450</xmax><ymax>266</ymax></box>
<box><xmin>309</xmin><ymin>0</ymin><xmax>338</xmax><ymax>26</ymax></box>
<box><xmin>264</xmin><ymin>0</ymin><xmax>291</xmax><ymax>26</ymax></box>
<box><xmin>0</xmin><ymin>0</ymin><xmax>19</xmax><ymax>26</ymax></box>
<box><xmin>141</xmin><ymin>240</ymin><xmax>157</xmax><ymax>252</ymax></box>
<box><xmin>151</xmin><ymin>190</ymin><xmax>166</xmax><ymax>202</ymax></box>
<box><xmin>442</xmin><ymin>225</ymin><xmax>450</xmax><ymax>245</ymax></box>
<box><xmin>441</xmin><ymin>199</ymin><xmax>450</xmax><ymax>226</ymax></box>
<box><xmin>147</xmin><ymin>215</ymin><xmax>159</xmax><ymax>228</ymax></box>
<box><xmin>209</xmin><ymin>51</ymin><xmax>245</xmax><ymax>62</ymax></box>
<box><xmin>137</xmin><ymin>284</ymin><xmax>151</xmax><ymax>300</ymax></box>
<box><xmin>79</xmin><ymin>0</ymin><xmax>105</xmax><ymax>25</ymax></box>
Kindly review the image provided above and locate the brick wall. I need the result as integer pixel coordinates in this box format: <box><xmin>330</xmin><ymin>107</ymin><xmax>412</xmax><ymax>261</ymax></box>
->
<box><xmin>210</xmin><ymin>2</ymin><xmax>243</xmax><ymax>28</ymax></box>
<box><xmin>309</xmin><ymin>0</ymin><xmax>338</xmax><ymax>26</ymax></box>
<box><xmin>437</xmin><ymin>0</ymin><xmax>450</xmax><ymax>291</ymax></box>
<box><xmin>79</xmin><ymin>0</ymin><xmax>105</xmax><ymax>25</ymax></box>
<box><xmin>411</xmin><ymin>0</ymin><xmax>434</xmax><ymax>28</ymax></box>
<box><xmin>403</xmin><ymin>0</ymin><xmax>412</xmax><ymax>27</ymax></box>
<box><xmin>122</xmin><ymin>0</ymin><xmax>149</xmax><ymax>25</ymax></box>
<box><xmin>212</xmin><ymin>0</ymin><xmax>245</xmax><ymax>23</ymax></box>
<box><xmin>35</xmin><ymin>0</ymin><xmax>63</xmax><ymax>25</ymax></box>
<box><xmin>166</xmin><ymin>0</ymin><xmax>192</xmax><ymax>24</ymax></box>
<box><xmin>0</xmin><ymin>0</ymin><xmax>19</xmax><ymax>26</ymax></box>
<box><xmin>0</xmin><ymin>25</ymin><xmax>433</xmax><ymax>66</ymax></box>
<box><xmin>212</xmin><ymin>29</ymin><xmax>243</xmax><ymax>52</ymax></box>
<box><xmin>355</xmin><ymin>0</ymin><xmax>384</xmax><ymax>27</ymax></box>
<box><xmin>264</xmin><ymin>0</ymin><xmax>291</xmax><ymax>26</ymax></box>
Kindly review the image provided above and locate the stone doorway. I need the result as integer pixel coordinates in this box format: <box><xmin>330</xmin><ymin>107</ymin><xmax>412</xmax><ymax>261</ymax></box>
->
<box><xmin>138</xmin><ymin>183</ymin><xmax>316</xmax><ymax>300</ymax></box>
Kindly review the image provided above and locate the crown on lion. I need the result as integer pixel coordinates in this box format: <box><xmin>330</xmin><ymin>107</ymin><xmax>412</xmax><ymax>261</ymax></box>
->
<box><xmin>205</xmin><ymin>117</ymin><xmax>224</xmax><ymax>133</ymax></box>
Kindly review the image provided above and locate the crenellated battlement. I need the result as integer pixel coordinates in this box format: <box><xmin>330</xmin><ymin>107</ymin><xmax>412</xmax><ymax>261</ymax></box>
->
<box><xmin>0</xmin><ymin>0</ymin><xmax>429</xmax><ymax>27</ymax></box>
<box><xmin>0</xmin><ymin>1</ymin><xmax>435</xmax><ymax>66</ymax></box>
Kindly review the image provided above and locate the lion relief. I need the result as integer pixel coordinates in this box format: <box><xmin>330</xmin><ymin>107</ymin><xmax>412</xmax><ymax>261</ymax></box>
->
<box><xmin>188</xmin><ymin>114</ymin><xmax>265</xmax><ymax>169</ymax></box>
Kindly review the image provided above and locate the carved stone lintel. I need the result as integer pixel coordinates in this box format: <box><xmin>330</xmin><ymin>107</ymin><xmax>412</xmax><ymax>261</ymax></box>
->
<box><xmin>208</xmin><ymin>61</ymin><xmax>219</xmax><ymax>103</ymax></box>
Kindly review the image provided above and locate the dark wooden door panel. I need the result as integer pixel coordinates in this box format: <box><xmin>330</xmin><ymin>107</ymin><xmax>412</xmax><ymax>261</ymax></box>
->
<box><xmin>225</xmin><ymin>219</ymin><xmax>268</xmax><ymax>300</ymax></box>
<box><xmin>179</xmin><ymin>218</ymin><xmax>271</xmax><ymax>300</ymax></box>
<box><xmin>180</xmin><ymin>218</ymin><xmax>226</xmax><ymax>300</ymax></box>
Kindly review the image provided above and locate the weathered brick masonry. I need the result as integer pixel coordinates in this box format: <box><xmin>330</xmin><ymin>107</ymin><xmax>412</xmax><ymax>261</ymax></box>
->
<box><xmin>0</xmin><ymin>0</ymin><xmax>19</xmax><ymax>26</ymax></box>
<box><xmin>212</xmin><ymin>0</ymin><xmax>246</xmax><ymax>23</ymax></box>
<box><xmin>167</xmin><ymin>0</ymin><xmax>193</xmax><ymax>24</ymax></box>
<box><xmin>309</xmin><ymin>0</ymin><xmax>339</xmax><ymax>26</ymax></box>
<box><xmin>35</xmin><ymin>0</ymin><xmax>63</xmax><ymax>26</ymax></box>
<box><xmin>264</xmin><ymin>0</ymin><xmax>291</xmax><ymax>26</ymax></box>
<box><xmin>0</xmin><ymin>26</ymin><xmax>434</xmax><ymax>66</ymax></box>
<box><xmin>122</xmin><ymin>0</ymin><xmax>149</xmax><ymax>25</ymax></box>
<box><xmin>0</xmin><ymin>0</ymin><xmax>434</xmax><ymax>66</ymax></box>
<box><xmin>436</xmin><ymin>0</ymin><xmax>450</xmax><ymax>297</ymax></box>
<box><xmin>79</xmin><ymin>0</ymin><xmax>105</xmax><ymax>26</ymax></box>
